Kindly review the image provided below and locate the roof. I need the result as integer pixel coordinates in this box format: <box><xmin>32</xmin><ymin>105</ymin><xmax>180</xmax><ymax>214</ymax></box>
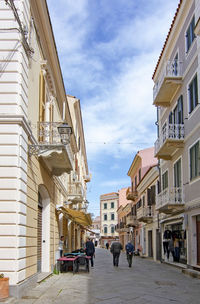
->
<box><xmin>152</xmin><ymin>0</ymin><xmax>183</xmax><ymax>79</ymax></box>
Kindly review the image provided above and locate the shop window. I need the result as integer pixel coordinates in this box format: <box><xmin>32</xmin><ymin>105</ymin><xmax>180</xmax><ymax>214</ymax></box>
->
<box><xmin>190</xmin><ymin>140</ymin><xmax>200</xmax><ymax>181</ymax></box>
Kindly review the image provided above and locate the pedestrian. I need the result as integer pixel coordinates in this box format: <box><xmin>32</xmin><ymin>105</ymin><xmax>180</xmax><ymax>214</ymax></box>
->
<box><xmin>106</xmin><ymin>242</ymin><xmax>109</xmax><ymax>250</ymax></box>
<box><xmin>110</xmin><ymin>241</ymin><xmax>123</xmax><ymax>267</ymax></box>
<box><xmin>125</xmin><ymin>241</ymin><xmax>134</xmax><ymax>267</ymax></box>
<box><xmin>85</xmin><ymin>238</ymin><xmax>95</xmax><ymax>267</ymax></box>
<box><xmin>59</xmin><ymin>235</ymin><xmax>64</xmax><ymax>257</ymax></box>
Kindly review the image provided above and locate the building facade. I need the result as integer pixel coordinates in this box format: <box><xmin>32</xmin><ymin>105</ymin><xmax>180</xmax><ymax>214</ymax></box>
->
<box><xmin>127</xmin><ymin>147</ymin><xmax>157</xmax><ymax>253</ymax></box>
<box><xmin>153</xmin><ymin>0</ymin><xmax>200</xmax><ymax>267</ymax></box>
<box><xmin>100</xmin><ymin>192</ymin><xmax>119</xmax><ymax>247</ymax></box>
<box><xmin>0</xmin><ymin>0</ymin><xmax>90</xmax><ymax>298</ymax></box>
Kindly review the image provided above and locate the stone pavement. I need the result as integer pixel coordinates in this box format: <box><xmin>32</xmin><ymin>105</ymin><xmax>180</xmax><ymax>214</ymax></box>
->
<box><xmin>3</xmin><ymin>248</ymin><xmax>200</xmax><ymax>304</ymax></box>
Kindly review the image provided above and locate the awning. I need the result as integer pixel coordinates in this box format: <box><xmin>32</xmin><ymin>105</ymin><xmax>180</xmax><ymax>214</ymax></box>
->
<box><xmin>58</xmin><ymin>206</ymin><xmax>92</xmax><ymax>227</ymax></box>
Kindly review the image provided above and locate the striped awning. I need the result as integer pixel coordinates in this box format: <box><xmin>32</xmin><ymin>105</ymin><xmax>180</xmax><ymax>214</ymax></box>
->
<box><xmin>58</xmin><ymin>206</ymin><xmax>92</xmax><ymax>227</ymax></box>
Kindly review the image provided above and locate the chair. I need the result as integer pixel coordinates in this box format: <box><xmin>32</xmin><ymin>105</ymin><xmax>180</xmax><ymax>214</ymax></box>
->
<box><xmin>76</xmin><ymin>256</ymin><xmax>89</xmax><ymax>272</ymax></box>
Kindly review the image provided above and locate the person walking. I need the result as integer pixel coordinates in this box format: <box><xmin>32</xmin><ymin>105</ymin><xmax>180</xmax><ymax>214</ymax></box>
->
<box><xmin>110</xmin><ymin>241</ymin><xmax>123</xmax><ymax>267</ymax></box>
<box><xmin>85</xmin><ymin>238</ymin><xmax>95</xmax><ymax>267</ymax></box>
<box><xmin>125</xmin><ymin>241</ymin><xmax>134</xmax><ymax>267</ymax></box>
<box><xmin>106</xmin><ymin>242</ymin><xmax>109</xmax><ymax>250</ymax></box>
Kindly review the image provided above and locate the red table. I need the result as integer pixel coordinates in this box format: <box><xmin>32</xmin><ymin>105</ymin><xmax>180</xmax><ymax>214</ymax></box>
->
<box><xmin>57</xmin><ymin>256</ymin><xmax>91</xmax><ymax>274</ymax></box>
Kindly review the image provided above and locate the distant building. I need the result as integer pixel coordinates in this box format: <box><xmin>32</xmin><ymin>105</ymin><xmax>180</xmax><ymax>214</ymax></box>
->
<box><xmin>100</xmin><ymin>192</ymin><xmax>119</xmax><ymax>246</ymax></box>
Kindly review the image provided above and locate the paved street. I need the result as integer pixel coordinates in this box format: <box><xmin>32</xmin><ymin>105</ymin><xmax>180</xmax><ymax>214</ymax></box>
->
<box><xmin>6</xmin><ymin>248</ymin><xmax>200</xmax><ymax>304</ymax></box>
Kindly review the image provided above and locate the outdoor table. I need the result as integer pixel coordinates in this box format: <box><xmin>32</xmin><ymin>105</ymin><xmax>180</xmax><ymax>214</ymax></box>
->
<box><xmin>57</xmin><ymin>255</ymin><xmax>91</xmax><ymax>274</ymax></box>
<box><xmin>57</xmin><ymin>256</ymin><xmax>78</xmax><ymax>274</ymax></box>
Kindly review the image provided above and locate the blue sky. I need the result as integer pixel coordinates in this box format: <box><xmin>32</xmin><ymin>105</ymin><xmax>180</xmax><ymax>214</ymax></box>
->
<box><xmin>47</xmin><ymin>0</ymin><xmax>179</xmax><ymax>216</ymax></box>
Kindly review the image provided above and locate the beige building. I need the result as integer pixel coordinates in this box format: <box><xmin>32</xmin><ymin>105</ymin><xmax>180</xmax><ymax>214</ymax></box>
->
<box><xmin>0</xmin><ymin>0</ymin><xmax>90</xmax><ymax>298</ymax></box>
<box><xmin>100</xmin><ymin>192</ymin><xmax>119</xmax><ymax>246</ymax></box>
<box><xmin>153</xmin><ymin>0</ymin><xmax>200</xmax><ymax>267</ymax></box>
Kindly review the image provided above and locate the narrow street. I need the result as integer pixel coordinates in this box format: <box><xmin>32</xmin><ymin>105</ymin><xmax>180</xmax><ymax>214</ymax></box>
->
<box><xmin>7</xmin><ymin>248</ymin><xmax>200</xmax><ymax>304</ymax></box>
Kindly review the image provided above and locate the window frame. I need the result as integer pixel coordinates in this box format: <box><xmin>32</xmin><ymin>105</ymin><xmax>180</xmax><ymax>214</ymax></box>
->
<box><xmin>188</xmin><ymin>73</ymin><xmax>198</xmax><ymax>115</ymax></box>
<box><xmin>189</xmin><ymin>140</ymin><xmax>200</xmax><ymax>181</ymax></box>
<box><xmin>185</xmin><ymin>15</ymin><xmax>195</xmax><ymax>53</ymax></box>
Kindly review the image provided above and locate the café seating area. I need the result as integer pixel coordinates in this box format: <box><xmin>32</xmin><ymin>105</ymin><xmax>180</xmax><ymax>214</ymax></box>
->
<box><xmin>57</xmin><ymin>249</ymin><xmax>90</xmax><ymax>274</ymax></box>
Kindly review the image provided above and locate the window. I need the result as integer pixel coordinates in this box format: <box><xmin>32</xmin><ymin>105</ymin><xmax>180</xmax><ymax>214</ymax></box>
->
<box><xmin>186</xmin><ymin>16</ymin><xmax>195</xmax><ymax>52</ymax></box>
<box><xmin>111</xmin><ymin>202</ymin><xmax>114</xmax><ymax>208</ymax></box>
<box><xmin>139</xmin><ymin>169</ymin><xmax>141</xmax><ymax>182</ymax></box>
<box><xmin>104</xmin><ymin>203</ymin><xmax>107</xmax><ymax>209</ymax></box>
<box><xmin>111</xmin><ymin>213</ymin><xmax>115</xmax><ymax>220</ymax></box>
<box><xmin>188</xmin><ymin>74</ymin><xmax>198</xmax><ymax>114</ymax></box>
<box><xmin>142</xmin><ymin>196</ymin><xmax>145</xmax><ymax>207</ymax></box>
<box><xmin>111</xmin><ymin>226</ymin><xmax>115</xmax><ymax>233</ymax></box>
<box><xmin>190</xmin><ymin>141</ymin><xmax>200</xmax><ymax>181</ymax></box>
<box><xmin>135</xmin><ymin>176</ymin><xmax>137</xmax><ymax>187</ymax></box>
<box><xmin>174</xmin><ymin>159</ymin><xmax>182</xmax><ymax>187</ymax></box>
<box><xmin>104</xmin><ymin>226</ymin><xmax>107</xmax><ymax>233</ymax></box>
<box><xmin>104</xmin><ymin>214</ymin><xmax>107</xmax><ymax>221</ymax></box>
<box><xmin>162</xmin><ymin>171</ymin><xmax>168</xmax><ymax>190</ymax></box>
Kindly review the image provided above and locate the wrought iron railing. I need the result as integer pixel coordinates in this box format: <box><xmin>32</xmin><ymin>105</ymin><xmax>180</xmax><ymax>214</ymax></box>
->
<box><xmin>156</xmin><ymin>187</ymin><xmax>184</xmax><ymax>209</ymax></box>
<box><xmin>155</xmin><ymin>123</ymin><xmax>184</xmax><ymax>155</ymax></box>
<box><xmin>153</xmin><ymin>60</ymin><xmax>182</xmax><ymax>100</ymax></box>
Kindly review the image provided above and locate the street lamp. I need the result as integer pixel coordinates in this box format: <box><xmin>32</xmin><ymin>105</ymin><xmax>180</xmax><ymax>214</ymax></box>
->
<box><xmin>57</xmin><ymin>122</ymin><xmax>72</xmax><ymax>145</ymax></box>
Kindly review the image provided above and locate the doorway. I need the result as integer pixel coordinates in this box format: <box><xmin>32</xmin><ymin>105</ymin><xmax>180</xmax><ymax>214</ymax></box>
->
<box><xmin>197</xmin><ymin>215</ymin><xmax>200</xmax><ymax>265</ymax></box>
<box><xmin>148</xmin><ymin>230</ymin><xmax>153</xmax><ymax>257</ymax></box>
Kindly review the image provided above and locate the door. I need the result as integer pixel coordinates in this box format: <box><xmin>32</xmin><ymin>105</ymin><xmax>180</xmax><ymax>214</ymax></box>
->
<box><xmin>174</xmin><ymin>158</ymin><xmax>182</xmax><ymax>202</ymax></box>
<box><xmin>156</xmin><ymin>229</ymin><xmax>161</xmax><ymax>260</ymax></box>
<box><xmin>197</xmin><ymin>216</ymin><xmax>200</xmax><ymax>265</ymax></box>
<box><xmin>148</xmin><ymin>230</ymin><xmax>153</xmax><ymax>257</ymax></box>
<box><xmin>37</xmin><ymin>195</ymin><xmax>43</xmax><ymax>272</ymax></box>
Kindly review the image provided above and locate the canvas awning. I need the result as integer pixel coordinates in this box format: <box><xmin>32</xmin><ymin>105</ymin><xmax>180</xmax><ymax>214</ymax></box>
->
<box><xmin>58</xmin><ymin>206</ymin><xmax>92</xmax><ymax>227</ymax></box>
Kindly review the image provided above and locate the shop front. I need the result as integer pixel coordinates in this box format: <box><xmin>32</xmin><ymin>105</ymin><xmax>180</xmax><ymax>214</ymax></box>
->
<box><xmin>161</xmin><ymin>215</ymin><xmax>187</xmax><ymax>264</ymax></box>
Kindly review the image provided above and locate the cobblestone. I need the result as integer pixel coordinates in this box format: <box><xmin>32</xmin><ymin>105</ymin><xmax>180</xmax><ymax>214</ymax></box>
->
<box><xmin>4</xmin><ymin>248</ymin><xmax>200</xmax><ymax>304</ymax></box>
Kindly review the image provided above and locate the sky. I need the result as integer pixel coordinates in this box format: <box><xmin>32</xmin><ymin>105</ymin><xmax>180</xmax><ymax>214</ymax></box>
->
<box><xmin>47</xmin><ymin>0</ymin><xmax>180</xmax><ymax>217</ymax></box>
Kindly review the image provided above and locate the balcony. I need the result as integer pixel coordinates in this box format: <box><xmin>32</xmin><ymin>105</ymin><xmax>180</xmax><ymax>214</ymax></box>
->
<box><xmin>126</xmin><ymin>215</ymin><xmax>138</xmax><ymax>227</ymax></box>
<box><xmin>126</xmin><ymin>187</ymin><xmax>138</xmax><ymax>201</ymax></box>
<box><xmin>155</xmin><ymin>123</ymin><xmax>184</xmax><ymax>160</ymax></box>
<box><xmin>153</xmin><ymin>60</ymin><xmax>182</xmax><ymax>107</ymax></box>
<box><xmin>156</xmin><ymin>187</ymin><xmax>184</xmax><ymax>214</ymax></box>
<box><xmin>115</xmin><ymin>222</ymin><xmax>129</xmax><ymax>233</ymax></box>
<box><xmin>83</xmin><ymin>174</ymin><xmax>91</xmax><ymax>183</ymax></box>
<box><xmin>137</xmin><ymin>206</ymin><xmax>154</xmax><ymax>223</ymax></box>
<box><xmin>29</xmin><ymin>122</ymin><xmax>73</xmax><ymax>176</ymax></box>
<box><xmin>67</xmin><ymin>182</ymin><xmax>84</xmax><ymax>203</ymax></box>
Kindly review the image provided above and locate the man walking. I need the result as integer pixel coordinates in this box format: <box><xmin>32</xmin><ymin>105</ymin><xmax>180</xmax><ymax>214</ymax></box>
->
<box><xmin>85</xmin><ymin>238</ymin><xmax>95</xmax><ymax>267</ymax></box>
<box><xmin>125</xmin><ymin>241</ymin><xmax>134</xmax><ymax>267</ymax></box>
<box><xmin>110</xmin><ymin>241</ymin><xmax>123</xmax><ymax>267</ymax></box>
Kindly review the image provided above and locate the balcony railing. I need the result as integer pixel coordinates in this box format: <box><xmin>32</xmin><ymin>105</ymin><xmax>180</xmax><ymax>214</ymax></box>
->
<box><xmin>137</xmin><ymin>206</ymin><xmax>154</xmax><ymax>223</ymax></box>
<box><xmin>126</xmin><ymin>215</ymin><xmax>138</xmax><ymax>227</ymax></box>
<box><xmin>156</xmin><ymin>187</ymin><xmax>184</xmax><ymax>214</ymax></box>
<box><xmin>155</xmin><ymin>123</ymin><xmax>184</xmax><ymax>160</ymax></box>
<box><xmin>153</xmin><ymin>60</ymin><xmax>182</xmax><ymax>106</ymax></box>
<box><xmin>67</xmin><ymin>182</ymin><xmax>84</xmax><ymax>202</ymax></box>
<box><xmin>115</xmin><ymin>222</ymin><xmax>129</xmax><ymax>232</ymax></box>
<box><xmin>126</xmin><ymin>187</ymin><xmax>138</xmax><ymax>201</ymax></box>
<box><xmin>29</xmin><ymin>122</ymin><xmax>73</xmax><ymax>176</ymax></box>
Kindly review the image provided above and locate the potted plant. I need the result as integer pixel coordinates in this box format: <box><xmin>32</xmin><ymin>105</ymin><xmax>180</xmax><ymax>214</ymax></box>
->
<box><xmin>0</xmin><ymin>273</ymin><xmax>9</xmax><ymax>299</ymax></box>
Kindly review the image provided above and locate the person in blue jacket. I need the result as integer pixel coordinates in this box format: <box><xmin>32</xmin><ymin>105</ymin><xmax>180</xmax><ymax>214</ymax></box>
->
<box><xmin>125</xmin><ymin>241</ymin><xmax>134</xmax><ymax>267</ymax></box>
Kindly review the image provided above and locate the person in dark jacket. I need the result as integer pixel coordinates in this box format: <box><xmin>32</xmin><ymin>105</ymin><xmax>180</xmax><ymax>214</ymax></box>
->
<box><xmin>85</xmin><ymin>238</ymin><xmax>95</xmax><ymax>267</ymax></box>
<box><xmin>125</xmin><ymin>241</ymin><xmax>134</xmax><ymax>267</ymax></box>
<box><xmin>110</xmin><ymin>241</ymin><xmax>123</xmax><ymax>267</ymax></box>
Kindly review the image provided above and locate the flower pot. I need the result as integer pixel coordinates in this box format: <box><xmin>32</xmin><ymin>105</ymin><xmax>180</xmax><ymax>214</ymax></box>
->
<box><xmin>0</xmin><ymin>277</ymin><xmax>9</xmax><ymax>299</ymax></box>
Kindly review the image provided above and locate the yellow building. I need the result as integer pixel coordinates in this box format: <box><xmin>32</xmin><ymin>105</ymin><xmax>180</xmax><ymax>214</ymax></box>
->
<box><xmin>0</xmin><ymin>0</ymin><xmax>91</xmax><ymax>298</ymax></box>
